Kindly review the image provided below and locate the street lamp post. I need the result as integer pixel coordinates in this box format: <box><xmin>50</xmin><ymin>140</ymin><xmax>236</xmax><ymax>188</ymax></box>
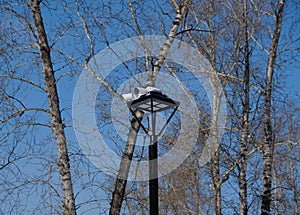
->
<box><xmin>127</xmin><ymin>88</ymin><xmax>179</xmax><ymax>215</ymax></box>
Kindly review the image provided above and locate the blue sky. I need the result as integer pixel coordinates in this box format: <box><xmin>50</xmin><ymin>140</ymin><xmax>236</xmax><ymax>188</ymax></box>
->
<box><xmin>1</xmin><ymin>0</ymin><xmax>300</xmax><ymax>214</ymax></box>
<box><xmin>288</xmin><ymin>71</ymin><xmax>300</xmax><ymax>94</ymax></box>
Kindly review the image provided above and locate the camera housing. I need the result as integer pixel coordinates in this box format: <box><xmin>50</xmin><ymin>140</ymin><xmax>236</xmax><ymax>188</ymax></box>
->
<box><xmin>122</xmin><ymin>87</ymin><xmax>162</xmax><ymax>102</ymax></box>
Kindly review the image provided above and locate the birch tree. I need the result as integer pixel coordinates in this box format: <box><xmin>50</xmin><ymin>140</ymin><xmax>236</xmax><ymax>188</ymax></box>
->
<box><xmin>29</xmin><ymin>0</ymin><xmax>76</xmax><ymax>214</ymax></box>
<box><xmin>261</xmin><ymin>1</ymin><xmax>285</xmax><ymax>214</ymax></box>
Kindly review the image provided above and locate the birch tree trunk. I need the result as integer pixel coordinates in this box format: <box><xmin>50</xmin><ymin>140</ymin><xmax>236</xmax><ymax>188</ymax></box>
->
<box><xmin>261</xmin><ymin>1</ymin><xmax>285</xmax><ymax>214</ymax></box>
<box><xmin>109</xmin><ymin>111</ymin><xmax>143</xmax><ymax>215</ymax></box>
<box><xmin>146</xmin><ymin>0</ymin><xmax>189</xmax><ymax>87</ymax></box>
<box><xmin>211</xmin><ymin>150</ymin><xmax>222</xmax><ymax>215</ymax></box>
<box><xmin>29</xmin><ymin>1</ymin><xmax>76</xmax><ymax>214</ymax></box>
<box><xmin>240</xmin><ymin>1</ymin><xmax>250</xmax><ymax>214</ymax></box>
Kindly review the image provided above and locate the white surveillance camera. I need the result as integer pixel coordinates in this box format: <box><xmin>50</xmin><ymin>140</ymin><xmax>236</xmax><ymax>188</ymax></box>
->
<box><xmin>134</xmin><ymin>87</ymin><xmax>162</xmax><ymax>98</ymax></box>
<box><xmin>122</xmin><ymin>87</ymin><xmax>162</xmax><ymax>102</ymax></box>
<box><xmin>122</xmin><ymin>93</ymin><xmax>133</xmax><ymax>102</ymax></box>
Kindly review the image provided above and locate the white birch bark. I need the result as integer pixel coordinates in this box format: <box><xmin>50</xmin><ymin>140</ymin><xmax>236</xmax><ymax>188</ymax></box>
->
<box><xmin>261</xmin><ymin>1</ymin><xmax>285</xmax><ymax>214</ymax></box>
<box><xmin>146</xmin><ymin>0</ymin><xmax>189</xmax><ymax>87</ymax></box>
<box><xmin>109</xmin><ymin>111</ymin><xmax>143</xmax><ymax>215</ymax></box>
<box><xmin>30</xmin><ymin>1</ymin><xmax>76</xmax><ymax>214</ymax></box>
<box><xmin>240</xmin><ymin>1</ymin><xmax>250</xmax><ymax>214</ymax></box>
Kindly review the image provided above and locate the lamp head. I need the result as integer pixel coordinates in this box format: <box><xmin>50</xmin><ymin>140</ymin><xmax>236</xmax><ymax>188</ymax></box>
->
<box><xmin>130</xmin><ymin>91</ymin><xmax>179</xmax><ymax>113</ymax></box>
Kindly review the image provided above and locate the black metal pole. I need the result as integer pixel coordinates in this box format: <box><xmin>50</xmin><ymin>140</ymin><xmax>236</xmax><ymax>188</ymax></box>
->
<box><xmin>149</xmin><ymin>112</ymin><xmax>158</xmax><ymax>215</ymax></box>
